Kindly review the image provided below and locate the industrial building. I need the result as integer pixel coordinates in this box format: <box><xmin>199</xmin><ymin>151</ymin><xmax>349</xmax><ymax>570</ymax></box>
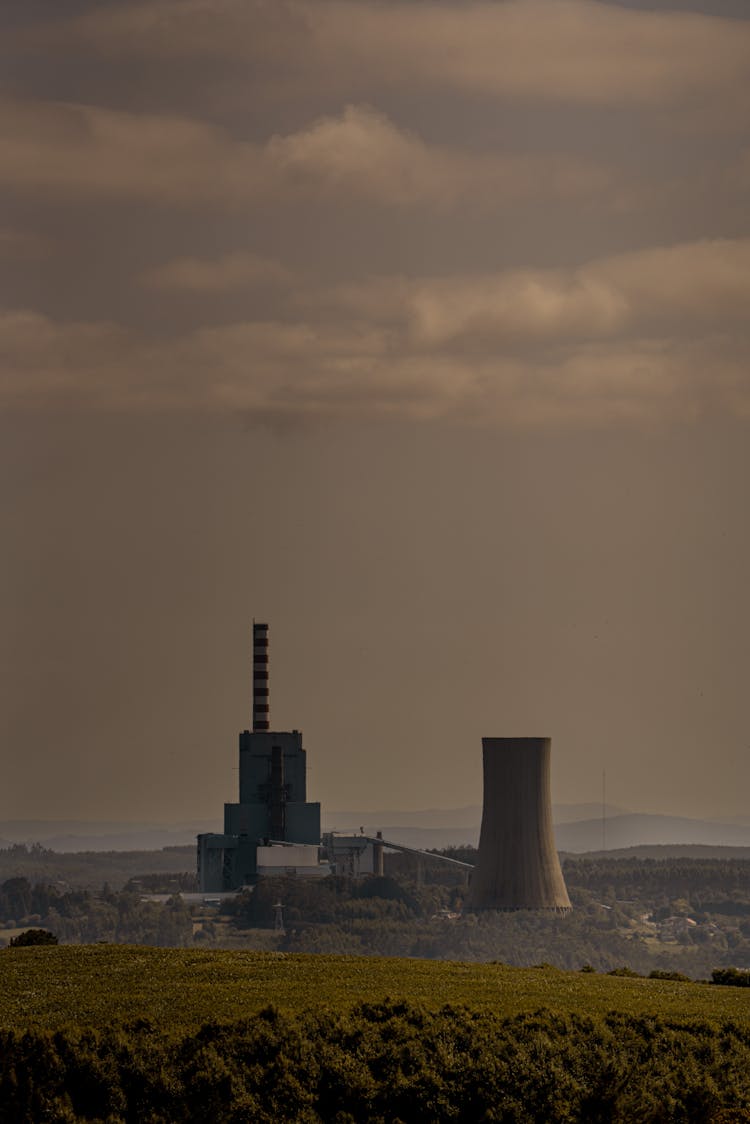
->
<box><xmin>197</xmin><ymin>625</ymin><xmax>570</xmax><ymax>912</ymax></box>
<box><xmin>323</xmin><ymin>832</ymin><xmax>385</xmax><ymax>877</ymax></box>
<box><xmin>466</xmin><ymin>737</ymin><xmax>571</xmax><ymax>912</ymax></box>
<box><xmin>197</xmin><ymin>623</ymin><xmax>328</xmax><ymax>892</ymax></box>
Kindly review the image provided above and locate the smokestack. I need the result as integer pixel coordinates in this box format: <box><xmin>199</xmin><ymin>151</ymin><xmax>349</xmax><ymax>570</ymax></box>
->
<box><xmin>466</xmin><ymin>737</ymin><xmax>571</xmax><ymax>912</ymax></box>
<box><xmin>253</xmin><ymin>622</ymin><xmax>269</xmax><ymax>732</ymax></box>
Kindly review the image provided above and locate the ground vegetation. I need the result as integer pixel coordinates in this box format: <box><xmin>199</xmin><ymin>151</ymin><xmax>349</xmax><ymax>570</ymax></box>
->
<box><xmin>1</xmin><ymin>948</ymin><xmax>750</xmax><ymax>1122</ymax></box>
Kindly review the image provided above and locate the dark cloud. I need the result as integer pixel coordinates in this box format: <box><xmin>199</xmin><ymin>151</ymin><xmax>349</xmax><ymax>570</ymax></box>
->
<box><xmin>24</xmin><ymin>1</ymin><xmax>750</xmax><ymax>116</ymax></box>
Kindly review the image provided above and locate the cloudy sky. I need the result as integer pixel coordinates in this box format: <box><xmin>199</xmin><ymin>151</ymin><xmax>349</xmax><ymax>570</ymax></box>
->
<box><xmin>2</xmin><ymin>0</ymin><xmax>750</xmax><ymax>826</ymax></box>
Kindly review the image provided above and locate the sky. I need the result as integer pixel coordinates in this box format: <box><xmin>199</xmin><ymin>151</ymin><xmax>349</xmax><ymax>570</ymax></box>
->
<box><xmin>2</xmin><ymin>0</ymin><xmax>750</xmax><ymax>825</ymax></box>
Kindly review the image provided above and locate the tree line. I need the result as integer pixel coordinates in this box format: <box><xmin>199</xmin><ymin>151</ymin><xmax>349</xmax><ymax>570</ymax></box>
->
<box><xmin>4</xmin><ymin>852</ymin><xmax>750</xmax><ymax>978</ymax></box>
<box><xmin>0</xmin><ymin>877</ymin><xmax>192</xmax><ymax>947</ymax></box>
<box><xmin>1</xmin><ymin>1001</ymin><xmax>750</xmax><ymax>1122</ymax></box>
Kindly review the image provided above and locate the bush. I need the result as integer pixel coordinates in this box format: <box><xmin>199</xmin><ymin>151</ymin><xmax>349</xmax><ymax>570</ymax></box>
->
<box><xmin>9</xmin><ymin>928</ymin><xmax>58</xmax><ymax>947</ymax></box>
<box><xmin>711</xmin><ymin>967</ymin><xmax>750</xmax><ymax>988</ymax></box>
<box><xmin>648</xmin><ymin>969</ymin><xmax>693</xmax><ymax>982</ymax></box>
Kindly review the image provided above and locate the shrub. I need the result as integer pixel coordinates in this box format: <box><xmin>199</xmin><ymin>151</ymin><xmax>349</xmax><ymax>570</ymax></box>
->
<box><xmin>711</xmin><ymin>967</ymin><xmax>750</xmax><ymax>988</ymax></box>
<box><xmin>648</xmin><ymin>969</ymin><xmax>693</xmax><ymax>982</ymax></box>
<box><xmin>9</xmin><ymin>928</ymin><xmax>59</xmax><ymax>947</ymax></box>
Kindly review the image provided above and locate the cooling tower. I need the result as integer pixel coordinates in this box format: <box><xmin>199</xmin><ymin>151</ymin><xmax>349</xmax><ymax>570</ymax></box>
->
<box><xmin>466</xmin><ymin>737</ymin><xmax>571</xmax><ymax>912</ymax></box>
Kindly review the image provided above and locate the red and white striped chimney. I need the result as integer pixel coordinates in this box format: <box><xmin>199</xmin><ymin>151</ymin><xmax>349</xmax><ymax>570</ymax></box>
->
<box><xmin>252</xmin><ymin>622</ymin><xmax>269</xmax><ymax>731</ymax></box>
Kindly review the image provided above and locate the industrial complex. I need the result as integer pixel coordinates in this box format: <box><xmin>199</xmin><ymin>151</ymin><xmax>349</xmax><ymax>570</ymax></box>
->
<box><xmin>198</xmin><ymin>624</ymin><xmax>571</xmax><ymax>912</ymax></box>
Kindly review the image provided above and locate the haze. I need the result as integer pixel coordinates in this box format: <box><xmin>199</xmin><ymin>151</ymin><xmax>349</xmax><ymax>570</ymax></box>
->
<box><xmin>2</xmin><ymin>1</ymin><xmax>749</xmax><ymax>826</ymax></box>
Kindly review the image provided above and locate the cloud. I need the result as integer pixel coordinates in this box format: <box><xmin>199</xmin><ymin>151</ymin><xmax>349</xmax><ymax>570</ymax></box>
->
<box><xmin>267</xmin><ymin>105</ymin><xmax>610</xmax><ymax>207</ymax></box>
<box><xmin>30</xmin><ymin>1</ymin><xmax>750</xmax><ymax>115</ymax></box>
<box><xmin>0</xmin><ymin>99</ymin><xmax>610</xmax><ymax>209</ymax></box>
<box><xmin>321</xmin><ymin>238</ymin><xmax>750</xmax><ymax>349</ymax></box>
<box><xmin>0</xmin><ymin>99</ymin><xmax>239</xmax><ymax>204</ymax></box>
<box><xmin>0</xmin><ymin>311</ymin><xmax>135</xmax><ymax>407</ymax></box>
<box><xmin>143</xmin><ymin>251</ymin><xmax>295</xmax><ymax>292</ymax></box>
<box><xmin>3</xmin><ymin>237</ymin><xmax>750</xmax><ymax>427</ymax></box>
<box><xmin>2</xmin><ymin>309</ymin><xmax>741</xmax><ymax>428</ymax></box>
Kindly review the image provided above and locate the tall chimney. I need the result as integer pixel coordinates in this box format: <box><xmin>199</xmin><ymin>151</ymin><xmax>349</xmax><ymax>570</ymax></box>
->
<box><xmin>466</xmin><ymin>737</ymin><xmax>571</xmax><ymax>912</ymax></box>
<box><xmin>252</xmin><ymin>622</ymin><xmax>269</xmax><ymax>731</ymax></box>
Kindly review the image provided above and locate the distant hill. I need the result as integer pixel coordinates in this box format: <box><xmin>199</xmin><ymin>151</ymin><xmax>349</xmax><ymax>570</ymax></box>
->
<box><xmin>3</xmin><ymin>808</ymin><xmax>750</xmax><ymax>856</ymax></box>
<box><xmin>0</xmin><ymin>820</ymin><xmax>221</xmax><ymax>853</ymax></box>
<box><xmin>556</xmin><ymin>814</ymin><xmax>750</xmax><ymax>853</ymax></box>
<box><xmin>322</xmin><ymin>811</ymin><xmax>750</xmax><ymax>854</ymax></box>
<box><xmin>323</xmin><ymin>803</ymin><xmax>627</xmax><ymax>832</ymax></box>
<box><xmin>563</xmin><ymin>844</ymin><xmax>750</xmax><ymax>861</ymax></box>
<box><xmin>323</xmin><ymin>807</ymin><xmax>482</xmax><ymax>831</ymax></box>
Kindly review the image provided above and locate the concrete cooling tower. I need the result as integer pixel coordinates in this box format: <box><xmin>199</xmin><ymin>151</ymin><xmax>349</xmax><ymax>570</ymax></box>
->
<box><xmin>466</xmin><ymin>737</ymin><xmax>571</xmax><ymax>912</ymax></box>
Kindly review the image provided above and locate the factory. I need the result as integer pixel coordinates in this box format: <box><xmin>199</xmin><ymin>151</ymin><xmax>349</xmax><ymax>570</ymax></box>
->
<box><xmin>198</xmin><ymin>624</ymin><xmax>571</xmax><ymax>912</ymax></box>
<box><xmin>197</xmin><ymin>623</ymin><xmax>328</xmax><ymax>892</ymax></box>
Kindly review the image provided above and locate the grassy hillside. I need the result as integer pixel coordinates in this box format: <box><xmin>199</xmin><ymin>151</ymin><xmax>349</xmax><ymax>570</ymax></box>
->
<box><xmin>2</xmin><ymin>945</ymin><xmax>750</xmax><ymax>1033</ymax></box>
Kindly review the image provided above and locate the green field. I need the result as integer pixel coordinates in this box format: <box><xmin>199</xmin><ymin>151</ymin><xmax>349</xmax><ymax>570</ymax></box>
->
<box><xmin>2</xmin><ymin>945</ymin><xmax>749</xmax><ymax>1032</ymax></box>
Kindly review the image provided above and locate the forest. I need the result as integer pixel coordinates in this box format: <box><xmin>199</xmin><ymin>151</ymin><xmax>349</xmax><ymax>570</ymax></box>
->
<box><xmin>2</xmin><ymin>845</ymin><xmax>750</xmax><ymax>979</ymax></box>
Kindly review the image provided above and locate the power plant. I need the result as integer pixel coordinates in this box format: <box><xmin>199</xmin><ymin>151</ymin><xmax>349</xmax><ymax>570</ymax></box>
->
<box><xmin>197</xmin><ymin>623</ymin><xmax>326</xmax><ymax>892</ymax></box>
<box><xmin>466</xmin><ymin>738</ymin><xmax>571</xmax><ymax>912</ymax></box>
<box><xmin>198</xmin><ymin>627</ymin><xmax>571</xmax><ymax>912</ymax></box>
